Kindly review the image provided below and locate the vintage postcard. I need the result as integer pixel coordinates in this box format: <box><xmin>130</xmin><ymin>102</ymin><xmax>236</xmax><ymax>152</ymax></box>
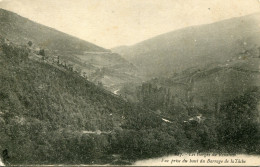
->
<box><xmin>0</xmin><ymin>0</ymin><xmax>260</xmax><ymax>166</ymax></box>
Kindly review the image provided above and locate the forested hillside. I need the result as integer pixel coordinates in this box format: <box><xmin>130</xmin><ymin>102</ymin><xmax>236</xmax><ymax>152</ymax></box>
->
<box><xmin>0</xmin><ymin>38</ymin><xmax>259</xmax><ymax>165</ymax></box>
<box><xmin>0</xmin><ymin>38</ymin><xmax>166</xmax><ymax>164</ymax></box>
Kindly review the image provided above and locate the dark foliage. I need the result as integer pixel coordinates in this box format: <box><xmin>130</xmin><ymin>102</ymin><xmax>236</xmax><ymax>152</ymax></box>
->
<box><xmin>0</xmin><ymin>41</ymin><xmax>177</xmax><ymax>164</ymax></box>
<box><xmin>27</xmin><ymin>41</ymin><xmax>32</xmax><ymax>47</ymax></box>
<box><xmin>0</xmin><ymin>40</ymin><xmax>259</xmax><ymax>166</ymax></box>
<box><xmin>134</xmin><ymin>81</ymin><xmax>260</xmax><ymax>154</ymax></box>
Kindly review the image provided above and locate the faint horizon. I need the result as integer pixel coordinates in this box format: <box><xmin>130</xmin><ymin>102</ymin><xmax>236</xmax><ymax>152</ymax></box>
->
<box><xmin>0</xmin><ymin>0</ymin><xmax>259</xmax><ymax>49</ymax></box>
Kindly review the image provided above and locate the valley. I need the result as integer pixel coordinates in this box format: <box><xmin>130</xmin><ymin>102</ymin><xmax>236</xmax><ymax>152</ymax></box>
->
<box><xmin>0</xmin><ymin>8</ymin><xmax>260</xmax><ymax>166</ymax></box>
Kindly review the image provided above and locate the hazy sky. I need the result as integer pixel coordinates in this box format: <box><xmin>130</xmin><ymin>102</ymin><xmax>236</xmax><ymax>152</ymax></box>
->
<box><xmin>0</xmin><ymin>0</ymin><xmax>260</xmax><ymax>48</ymax></box>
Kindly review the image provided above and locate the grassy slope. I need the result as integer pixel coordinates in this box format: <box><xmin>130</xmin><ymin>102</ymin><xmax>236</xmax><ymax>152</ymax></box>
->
<box><xmin>112</xmin><ymin>13</ymin><xmax>260</xmax><ymax>77</ymax></box>
<box><xmin>0</xmin><ymin>9</ymin><xmax>141</xmax><ymax>92</ymax></box>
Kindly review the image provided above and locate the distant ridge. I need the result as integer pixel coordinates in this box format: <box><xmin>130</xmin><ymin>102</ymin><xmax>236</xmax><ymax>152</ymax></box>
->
<box><xmin>112</xmin><ymin>12</ymin><xmax>260</xmax><ymax>77</ymax></box>
<box><xmin>0</xmin><ymin>8</ymin><xmax>107</xmax><ymax>52</ymax></box>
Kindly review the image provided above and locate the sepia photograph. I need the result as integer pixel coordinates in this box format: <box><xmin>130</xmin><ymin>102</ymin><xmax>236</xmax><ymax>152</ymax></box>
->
<box><xmin>0</xmin><ymin>0</ymin><xmax>260</xmax><ymax>166</ymax></box>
